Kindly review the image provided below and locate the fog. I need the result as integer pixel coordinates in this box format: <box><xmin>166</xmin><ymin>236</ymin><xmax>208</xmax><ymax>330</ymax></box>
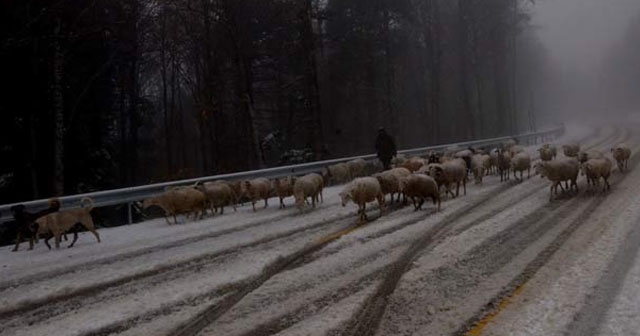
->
<box><xmin>532</xmin><ymin>0</ymin><xmax>640</xmax><ymax>120</ymax></box>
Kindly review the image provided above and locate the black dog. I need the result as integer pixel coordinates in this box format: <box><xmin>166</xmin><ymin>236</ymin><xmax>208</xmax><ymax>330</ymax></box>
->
<box><xmin>10</xmin><ymin>199</ymin><xmax>61</xmax><ymax>252</ymax></box>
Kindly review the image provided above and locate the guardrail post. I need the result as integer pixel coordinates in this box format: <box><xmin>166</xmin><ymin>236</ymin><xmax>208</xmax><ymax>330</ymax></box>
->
<box><xmin>127</xmin><ymin>202</ymin><xmax>133</xmax><ymax>224</ymax></box>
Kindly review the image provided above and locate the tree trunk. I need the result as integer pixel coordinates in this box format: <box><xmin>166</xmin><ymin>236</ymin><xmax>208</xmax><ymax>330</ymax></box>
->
<box><xmin>52</xmin><ymin>18</ymin><xmax>65</xmax><ymax>196</ymax></box>
<box><xmin>161</xmin><ymin>6</ymin><xmax>172</xmax><ymax>177</ymax></box>
<box><xmin>302</xmin><ymin>0</ymin><xmax>325</xmax><ymax>159</ymax></box>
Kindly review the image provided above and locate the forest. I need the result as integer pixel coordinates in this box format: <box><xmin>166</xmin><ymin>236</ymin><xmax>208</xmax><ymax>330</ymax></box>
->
<box><xmin>0</xmin><ymin>0</ymin><xmax>560</xmax><ymax>203</ymax></box>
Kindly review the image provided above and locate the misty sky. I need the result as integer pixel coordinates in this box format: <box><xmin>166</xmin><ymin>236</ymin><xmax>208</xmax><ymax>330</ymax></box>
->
<box><xmin>532</xmin><ymin>0</ymin><xmax>640</xmax><ymax>74</ymax></box>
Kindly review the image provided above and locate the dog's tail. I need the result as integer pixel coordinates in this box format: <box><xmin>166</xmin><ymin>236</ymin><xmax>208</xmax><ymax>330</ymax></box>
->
<box><xmin>80</xmin><ymin>197</ymin><xmax>95</xmax><ymax>211</ymax></box>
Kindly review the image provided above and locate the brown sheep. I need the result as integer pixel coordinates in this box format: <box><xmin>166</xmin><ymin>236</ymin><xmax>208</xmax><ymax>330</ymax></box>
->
<box><xmin>143</xmin><ymin>188</ymin><xmax>207</xmax><ymax>224</ymax></box>
<box><xmin>400</xmin><ymin>174</ymin><xmax>440</xmax><ymax>211</ymax></box>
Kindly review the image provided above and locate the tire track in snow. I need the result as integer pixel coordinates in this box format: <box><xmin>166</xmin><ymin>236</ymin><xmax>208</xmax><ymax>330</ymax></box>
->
<box><xmin>0</xmin><ymin>127</ymin><xmax>604</xmax><ymax>336</ymax></box>
<box><xmin>187</xmin><ymin>128</ymin><xmax>611</xmax><ymax>336</ymax></box>
<box><xmin>340</xmin><ymin>127</ymin><xmax>622</xmax><ymax>336</ymax></box>
<box><xmin>457</xmin><ymin>128</ymin><xmax>638</xmax><ymax>335</ymax></box>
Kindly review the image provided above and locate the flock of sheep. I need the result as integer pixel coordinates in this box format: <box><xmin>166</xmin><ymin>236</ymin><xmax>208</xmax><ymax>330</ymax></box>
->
<box><xmin>143</xmin><ymin>141</ymin><xmax>633</xmax><ymax>225</ymax></box>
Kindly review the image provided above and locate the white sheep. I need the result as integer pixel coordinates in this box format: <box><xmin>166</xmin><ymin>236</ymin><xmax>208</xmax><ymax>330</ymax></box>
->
<box><xmin>535</xmin><ymin>158</ymin><xmax>580</xmax><ymax>201</ymax></box>
<box><xmin>294</xmin><ymin>174</ymin><xmax>323</xmax><ymax>211</ymax></box>
<box><xmin>272</xmin><ymin>176</ymin><xmax>296</xmax><ymax>209</ymax></box>
<box><xmin>347</xmin><ymin>158</ymin><xmax>367</xmax><ymax>178</ymax></box>
<box><xmin>581</xmin><ymin>157</ymin><xmax>612</xmax><ymax>192</ymax></box>
<box><xmin>399</xmin><ymin>174</ymin><xmax>441</xmax><ymax>211</ymax></box>
<box><xmin>243</xmin><ymin>178</ymin><xmax>272</xmax><ymax>211</ymax></box>
<box><xmin>510</xmin><ymin>152</ymin><xmax>531</xmax><ymax>181</ymax></box>
<box><xmin>339</xmin><ymin>177</ymin><xmax>385</xmax><ymax>224</ymax></box>
<box><xmin>471</xmin><ymin>154</ymin><xmax>490</xmax><ymax>184</ymax></box>
<box><xmin>508</xmin><ymin>145</ymin><xmax>525</xmax><ymax>157</ymax></box>
<box><xmin>196</xmin><ymin>181</ymin><xmax>237</xmax><ymax>215</ymax></box>
<box><xmin>611</xmin><ymin>143</ymin><xmax>631</xmax><ymax>172</ymax></box>
<box><xmin>307</xmin><ymin>173</ymin><xmax>325</xmax><ymax>204</ymax></box>
<box><xmin>429</xmin><ymin>158</ymin><xmax>466</xmax><ymax>198</ymax></box>
<box><xmin>388</xmin><ymin>167</ymin><xmax>412</xmax><ymax>203</ymax></box>
<box><xmin>322</xmin><ymin>163</ymin><xmax>351</xmax><ymax>185</ymax></box>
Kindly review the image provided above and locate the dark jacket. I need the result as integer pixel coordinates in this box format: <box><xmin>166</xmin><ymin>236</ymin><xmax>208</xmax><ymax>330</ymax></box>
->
<box><xmin>375</xmin><ymin>130</ymin><xmax>397</xmax><ymax>159</ymax></box>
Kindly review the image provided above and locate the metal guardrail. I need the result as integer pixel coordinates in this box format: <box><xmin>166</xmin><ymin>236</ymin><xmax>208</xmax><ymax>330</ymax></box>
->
<box><xmin>0</xmin><ymin>126</ymin><xmax>564</xmax><ymax>224</ymax></box>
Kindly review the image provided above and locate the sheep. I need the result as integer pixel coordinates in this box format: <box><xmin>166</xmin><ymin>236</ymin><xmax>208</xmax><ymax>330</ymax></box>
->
<box><xmin>399</xmin><ymin>174</ymin><xmax>441</xmax><ymax>211</ymax></box>
<box><xmin>294</xmin><ymin>174</ymin><xmax>323</xmax><ymax>211</ymax></box>
<box><xmin>489</xmin><ymin>148</ymin><xmax>500</xmax><ymax>175</ymax></box>
<box><xmin>510</xmin><ymin>152</ymin><xmax>531</xmax><ymax>181</ymax></box>
<box><xmin>455</xmin><ymin>149</ymin><xmax>474</xmax><ymax>174</ymax></box>
<box><xmin>541</xmin><ymin>144</ymin><xmax>557</xmax><ymax>158</ymax></box>
<box><xmin>272</xmin><ymin>176</ymin><xmax>296</xmax><ymax>209</ymax></box>
<box><xmin>339</xmin><ymin>177</ymin><xmax>385</xmax><ymax>224</ymax></box>
<box><xmin>243</xmin><ymin>178</ymin><xmax>272</xmax><ymax>211</ymax></box>
<box><xmin>429</xmin><ymin>158</ymin><xmax>466</xmax><ymax>198</ymax></box>
<box><xmin>388</xmin><ymin>167</ymin><xmax>412</xmax><ymax>202</ymax></box>
<box><xmin>143</xmin><ymin>188</ymin><xmax>207</xmax><ymax>224</ymax></box>
<box><xmin>611</xmin><ymin>143</ymin><xmax>631</xmax><ymax>172</ymax></box>
<box><xmin>427</xmin><ymin>151</ymin><xmax>441</xmax><ymax>164</ymax></box>
<box><xmin>508</xmin><ymin>145</ymin><xmax>525</xmax><ymax>157</ymax></box>
<box><xmin>392</xmin><ymin>153</ymin><xmax>407</xmax><ymax>167</ymax></box>
<box><xmin>535</xmin><ymin>158</ymin><xmax>580</xmax><ymax>201</ymax></box>
<box><xmin>195</xmin><ymin>181</ymin><xmax>237</xmax><ymax>215</ymax></box>
<box><xmin>401</xmin><ymin>157</ymin><xmax>427</xmax><ymax>173</ymax></box>
<box><xmin>562</xmin><ymin>144</ymin><xmax>580</xmax><ymax>158</ymax></box>
<box><xmin>471</xmin><ymin>154</ymin><xmax>490</xmax><ymax>184</ymax></box>
<box><xmin>578</xmin><ymin>150</ymin><xmax>604</xmax><ymax>164</ymax></box>
<box><xmin>496</xmin><ymin>149</ymin><xmax>512</xmax><ymax>182</ymax></box>
<box><xmin>307</xmin><ymin>173</ymin><xmax>325</xmax><ymax>204</ymax></box>
<box><xmin>322</xmin><ymin>163</ymin><xmax>351</xmax><ymax>185</ymax></box>
<box><xmin>210</xmin><ymin>180</ymin><xmax>243</xmax><ymax>206</ymax></box>
<box><xmin>502</xmin><ymin>139</ymin><xmax>517</xmax><ymax>150</ymax></box>
<box><xmin>581</xmin><ymin>157</ymin><xmax>612</xmax><ymax>192</ymax></box>
<box><xmin>373</xmin><ymin>171</ymin><xmax>402</xmax><ymax>203</ymax></box>
<box><xmin>538</xmin><ymin>146</ymin><xmax>554</xmax><ymax>162</ymax></box>
<box><xmin>347</xmin><ymin>158</ymin><xmax>367</xmax><ymax>178</ymax></box>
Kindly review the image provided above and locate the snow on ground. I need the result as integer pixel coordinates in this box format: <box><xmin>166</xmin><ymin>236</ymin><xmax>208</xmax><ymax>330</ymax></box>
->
<box><xmin>2</xmin><ymin>122</ymin><xmax>631</xmax><ymax>336</ymax></box>
<box><xmin>476</xmin><ymin>132</ymin><xmax>640</xmax><ymax>336</ymax></box>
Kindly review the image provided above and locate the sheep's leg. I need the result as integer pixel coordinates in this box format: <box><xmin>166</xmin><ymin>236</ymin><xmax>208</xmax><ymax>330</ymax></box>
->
<box><xmin>362</xmin><ymin>203</ymin><xmax>368</xmax><ymax>221</ymax></box>
<box><xmin>549</xmin><ymin>183</ymin><xmax>555</xmax><ymax>201</ymax></box>
<box><xmin>604</xmin><ymin>177</ymin><xmax>610</xmax><ymax>191</ymax></box>
<box><xmin>264</xmin><ymin>198</ymin><xmax>268</xmax><ymax>209</ymax></box>
<box><xmin>417</xmin><ymin>198</ymin><xmax>425</xmax><ymax>211</ymax></box>
<box><xmin>252</xmin><ymin>201</ymin><xmax>257</xmax><ymax>212</ymax></box>
<box><xmin>463</xmin><ymin>178</ymin><xmax>466</xmax><ymax>195</ymax></box>
<box><xmin>377</xmin><ymin>195</ymin><xmax>385</xmax><ymax>217</ymax></box>
<box><xmin>455</xmin><ymin>182</ymin><xmax>460</xmax><ymax>197</ymax></box>
<box><xmin>312</xmin><ymin>194</ymin><xmax>317</xmax><ymax>208</ymax></box>
<box><xmin>557</xmin><ymin>181</ymin><xmax>566</xmax><ymax>193</ymax></box>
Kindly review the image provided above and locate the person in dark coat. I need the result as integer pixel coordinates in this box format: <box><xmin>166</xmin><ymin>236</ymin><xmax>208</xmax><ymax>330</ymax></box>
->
<box><xmin>375</xmin><ymin>127</ymin><xmax>397</xmax><ymax>170</ymax></box>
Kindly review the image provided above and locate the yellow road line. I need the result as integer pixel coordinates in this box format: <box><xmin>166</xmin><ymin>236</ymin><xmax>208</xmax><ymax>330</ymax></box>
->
<box><xmin>465</xmin><ymin>284</ymin><xmax>526</xmax><ymax>336</ymax></box>
<box><xmin>317</xmin><ymin>225</ymin><xmax>360</xmax><ymax>245</ymax></box>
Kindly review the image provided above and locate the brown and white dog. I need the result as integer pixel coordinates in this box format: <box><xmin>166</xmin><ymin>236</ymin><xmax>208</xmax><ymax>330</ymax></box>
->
<box><xmin>35</xmin><ymin>197</ymin><xmax>101</xmax><ymax>249</ymax></box>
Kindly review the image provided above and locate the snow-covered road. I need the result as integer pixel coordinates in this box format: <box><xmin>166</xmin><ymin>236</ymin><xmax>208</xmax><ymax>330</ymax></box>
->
<box><xmin>1</xmin><ymin>122</ymin><xmax>638</xmax><ymax>336</ymax></box>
